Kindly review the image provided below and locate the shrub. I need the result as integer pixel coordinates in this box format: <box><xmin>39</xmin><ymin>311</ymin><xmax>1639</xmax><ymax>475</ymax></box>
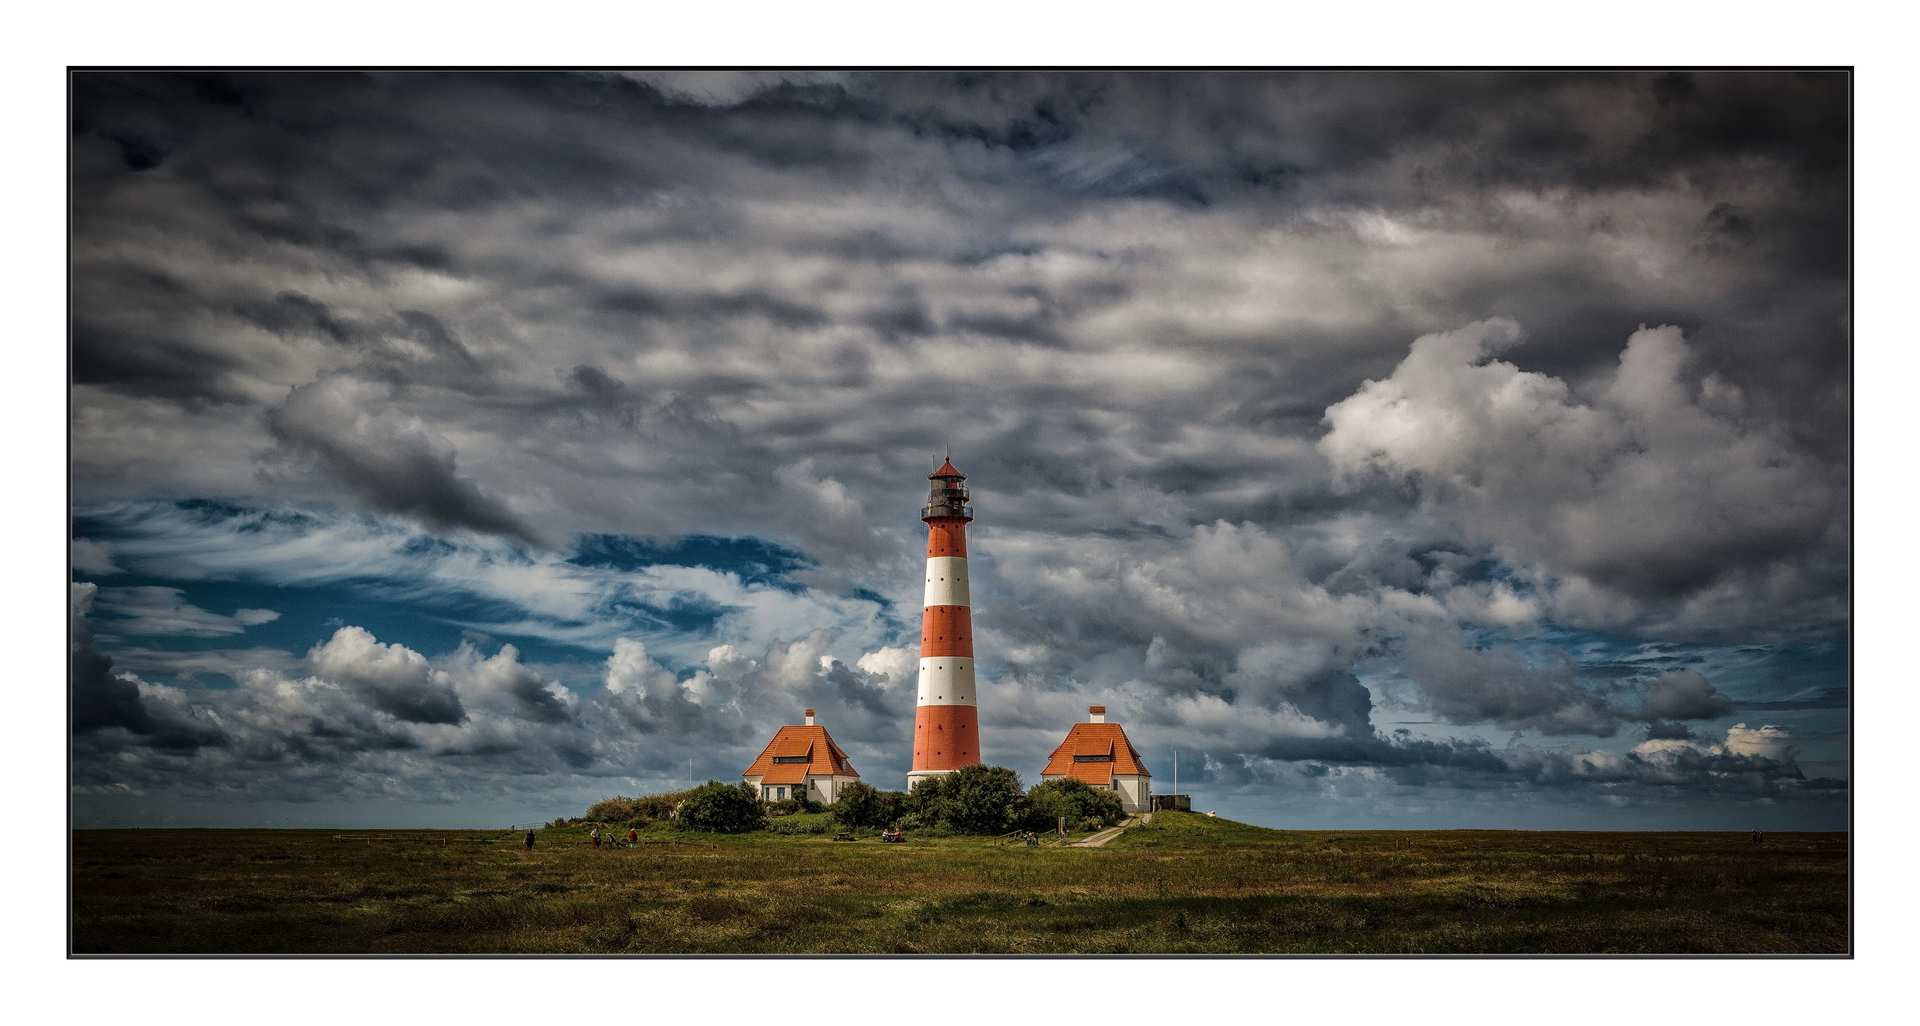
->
<box><xmin>1024</xmin><ymin>777</ymin><xmax>1125</xmax><ymax>831</ymax></box>
<box><xmin>834</xmin><ymin>784</ymin><xmax>910</xmax><ymax>828</ymax></box>
<box><xmin>900</xmin><ymin>765</ymin><xmax>1029</xmax><ymax>835</ymax></box>
<box><xmin>677</xmin><ymin>781</ymin><xmax>768</xmax><ymax>834</ymax></box>
<box><xmin>764</xmin><ymin>812</ymin><xmax>836</xmax><ymax>835</ymax></box>
<box><xmin>890</xmin><ymin>813</ymin><xmax>927</xmax><ymax>832</ymax></box>
<box><xmin>905</xmin><ymin>775</ymin><xmax>949</xmax><ymax>824</ymax></box>
<box><xmin>586</xmin><ymin>796</ymin><xmax>639</xmax><ymax>822</ymax></box>
<box><xmin>585</xmin><ymin>791</ymin><xmax>691</xmax><ymax>824</ymax></box>
<box><xmin>946</xmin><ymin>765</ymin><xmax>1028</xmax><ymax>834</ymax></box>
<box><xmin>831</xmin><ymin>782</ymin><xmax>884</xmax><ymax>827</ymax></box>
<box><xmin>877</xmin><ymin>791</ymin><xmax>908</xmax><ymax>827</ymax></box>
<box><xmin>766</xmin><ymin>796</ymin><xmax>825</xmax><ymax>817</ymax></box>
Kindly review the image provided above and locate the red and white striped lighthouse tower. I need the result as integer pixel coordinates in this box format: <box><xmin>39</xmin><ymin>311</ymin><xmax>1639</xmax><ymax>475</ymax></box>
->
<box><xmin>907</xmin><ymin>457</ymin><xmax>979</xmax><ymax>789</ymax></box>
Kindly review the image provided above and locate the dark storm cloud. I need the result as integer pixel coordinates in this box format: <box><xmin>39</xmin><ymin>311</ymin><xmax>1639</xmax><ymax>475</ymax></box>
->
<box><xmin>1638</xmin><ymin>670</ymin><xmax>1736</xmax><ymax>721</ymax></box>
<box><xmin>1394</xmin><ymin>630</ymin><xmax>1740</xmax><ymax>737</ymax></box>
<box><xmin>1398</xmin><ymin>633</ymin><xmax>1623</xmax><ymax>736</ymax></box>
<box><xmin>70</xmin><ymin>584</ymin><xmax>226</xmax><ymax>749</ymax></box>
<box><xmin>69</xmin><ymin>71</ymin><xmax>1847</xmax><ymax>821</ymax></box>
<box><xmin>72</xmin><ymin>584</ymin><xmax>145</xmax><ymax>734</ymax></box>
<box><xmin>262</xmin><ymin>376</ymin><xmax>539</xmax><ymax>544</ymax></box>
<box><xmin>1195</xmin><ymin>725</ymin><xmax>1815</xmax><ymax>802</ymax></box>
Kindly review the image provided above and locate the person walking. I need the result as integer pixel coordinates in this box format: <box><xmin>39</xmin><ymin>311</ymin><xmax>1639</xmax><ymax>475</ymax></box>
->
<box><xmin>627</xmin><ymin>828</ymin><xmax>637</xmax><ymax>845</ymax></box>
<box><xmin>590</xmin><ymin>826</ymin><xmax>601</xmax><ymax>847</ymax></box>
<box><xmin>524</xmin><ymin>829</ymin><xmax>535</xmax><ymax>851</ymax></box>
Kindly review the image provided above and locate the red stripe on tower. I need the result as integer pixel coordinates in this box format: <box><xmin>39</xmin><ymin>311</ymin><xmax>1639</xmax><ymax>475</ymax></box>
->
<box><xmin>907</xmin><ymin>457</ymin><xmax>979</xmax><ymax>789</ymax></box>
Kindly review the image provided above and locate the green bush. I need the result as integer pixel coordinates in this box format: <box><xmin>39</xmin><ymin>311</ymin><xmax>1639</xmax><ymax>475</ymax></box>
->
<box><xmin>764</xmin><ymin>812</ymin><xmax>836</xmax><ymax>835</ymax></box>
<box><xmin>879</xmin><ymin>792</ymin><xmax>908</xmax><ymax>827</ymax></box>
<box><xmin>890</xmin><ymin>812</ymin><xmax>927</xmax><ymax>832</ymax></box>
<box><xmin>831</xmin><ymin>782</ymin><xmax>890</xmax><ymax>827</ymax></box>
<box><xmin>904</xmin><ymin>775</ymin><xmax>949</xmax><ymax>824</ymax></box>
<box><xmin>832</xmin><ymin>785</ymin><xmax>907</xmax><ymax>829</ymax></box>
<box><xmin>901</xmin><ymin>765</ymin><xmax>1028</xmax><ymax>834</ymax></box>
<box><xmin>676</xmin><ymin>781</ymin><xmax>768</xmax><ymax>834</ymax></box>
<box><xmin>585</xmin><ymin>790</ymin><xmax>691</xmax><ymax>824</ymax></box>
<box><xmin>947</xmin><ymin>765</ymin><xmax>1028</xmax><ymax>834</ymax></box>
<box><xmin>1023</xmin><ymin>777</ymin><xmax>1125</xmax><ymax>831</ymax></box>
<box><xmin>766</xmin><ymin>795</ymin><xmax>825</xmax><ymax>817</ymax></box>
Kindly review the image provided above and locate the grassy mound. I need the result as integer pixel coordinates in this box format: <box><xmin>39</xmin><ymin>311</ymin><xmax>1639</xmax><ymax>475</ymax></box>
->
<box><xmin>1109</xmin><ymin>809</ymin><xmax>1292</xmax><ymax>847</ymax></box>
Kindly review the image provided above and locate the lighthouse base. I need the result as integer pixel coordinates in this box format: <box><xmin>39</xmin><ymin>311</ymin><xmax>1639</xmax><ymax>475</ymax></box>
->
<box><xmin>905</xmin><ymin>769</ymin><xmax>958</xmax><ymax>791</ymax></box>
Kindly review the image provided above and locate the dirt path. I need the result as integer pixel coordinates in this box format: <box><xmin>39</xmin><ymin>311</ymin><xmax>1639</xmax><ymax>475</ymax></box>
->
<box><xmin>1068</xmin><ymin>812</ymin><xmax>1149</xmax><ymax>848</ymax></box>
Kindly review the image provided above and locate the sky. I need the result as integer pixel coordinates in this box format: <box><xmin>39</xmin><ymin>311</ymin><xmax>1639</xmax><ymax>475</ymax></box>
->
<box><xmin>67</xmin><ymin>70</ymin><xmax>1850</xmax><ymax>830</ymax></box>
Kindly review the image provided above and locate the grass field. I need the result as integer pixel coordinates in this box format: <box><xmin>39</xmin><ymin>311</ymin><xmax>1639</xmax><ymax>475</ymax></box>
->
<box><xmin>71</xmin><ymin>812</ymin><xmax>1848</xmax><ymax>954</ymax></box>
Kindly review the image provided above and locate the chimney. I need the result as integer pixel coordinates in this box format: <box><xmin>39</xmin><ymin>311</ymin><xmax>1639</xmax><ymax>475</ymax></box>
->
<box><xmin>804</xmin><ymin>709</ymin><xmax>816</xmax><ymax>726</ymax></box>
<box><xmin>1088</xmin><ymin>705</ymin><xmax>1106</xmax><ymax>723</ymax></box>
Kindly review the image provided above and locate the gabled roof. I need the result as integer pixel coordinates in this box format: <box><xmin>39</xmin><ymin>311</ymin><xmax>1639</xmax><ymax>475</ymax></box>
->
<box><xmin>1041</xmin><ymin>722</ymin><xmax>1150</xmax><ymax>785</ymax></box>
<box><xmin>742</xmin><ymin>724</ymin><xmax>859</xmax><ymax>785</ymax></box>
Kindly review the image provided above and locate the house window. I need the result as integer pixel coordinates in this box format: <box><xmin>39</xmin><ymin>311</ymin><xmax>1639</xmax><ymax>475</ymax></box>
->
<box><xmin>776</xmin><ymin>787</ymin><xmax>787</xmax><ymax>799</ymax></box>
<box><xmin>1073</xmin><ymin>754</ymin><xmax>1114</xmax><ymax>762</ymax></box>
<box><xmin>773</xmin><ymin>756</ymin><xmax>808</xmax><ymax>764</ymax></box>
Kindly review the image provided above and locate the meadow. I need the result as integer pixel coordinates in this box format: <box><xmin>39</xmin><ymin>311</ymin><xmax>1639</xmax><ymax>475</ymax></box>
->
<box><xmin>71</xmin><ymin>812</ymin><xmax>1847</xmax><ymax>954</ymax></box>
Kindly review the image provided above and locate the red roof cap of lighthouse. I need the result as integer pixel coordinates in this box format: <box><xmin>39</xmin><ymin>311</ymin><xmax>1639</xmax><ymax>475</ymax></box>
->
<box><xmin>742</xmin><ymin>723</ymin><xmax>859</xmax><ymax>785</ymax></box>
<box><xmin>1040</xmin><ymin>720</ymin><xmax>1150</xmax><ymax>786</ymax></box>
<box><xmin>930</xmin><ymin>459</ymin><xmax>964</xmax><ymax>479</ymax></box>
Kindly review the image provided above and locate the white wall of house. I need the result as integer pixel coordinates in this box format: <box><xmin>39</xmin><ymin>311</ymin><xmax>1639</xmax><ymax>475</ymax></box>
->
<box><xmin>809</xmin><ymin>775</ymin><xmax>861</xmax><ymax>804</ymax></box>
<box><xmin>747</xmin><ymin>774</ymin><xmax>862</xmax><ymax>803</ymax></box>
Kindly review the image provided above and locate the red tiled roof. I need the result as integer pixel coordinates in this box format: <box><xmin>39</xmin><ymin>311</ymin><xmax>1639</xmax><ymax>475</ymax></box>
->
<box><xmin>931</xmin><ymin>459</ymin><xmax>963</xmax><ymax>478</ymax></box>
<box><xmin>742</xmin><ymin>724</ymin><xmax>859</xmax><ymax>785</ymax></box>
<box><xmin>1041</xmin><ymin>721</ymin><xmax>1149</xmax><ymax>785</ymax></box>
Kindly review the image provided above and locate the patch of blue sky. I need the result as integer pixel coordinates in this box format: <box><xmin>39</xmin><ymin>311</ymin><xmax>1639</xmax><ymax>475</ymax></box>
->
<box><xmin>76</xmin><ymin>571</ymin><xmax>598</xmax><ymax>687</ymax></box>
<box><xmin>1465</xmin><ymin>623</ymin><xmax>1846</xmax><ymax>705</ymax></box>
<box><xmin>74</xmin><ymin>499</ymin><xmax>897</xmax><ymax>684</ymax></box>
<box><xmin>568</xmin><ymin>533</ymin><xmax>811</xmax><ymax>591</ymax></box>
<box><xmin>600</xmin><ymin>590</ymin><xmax>729</xmax><ymax>637</ymax></box>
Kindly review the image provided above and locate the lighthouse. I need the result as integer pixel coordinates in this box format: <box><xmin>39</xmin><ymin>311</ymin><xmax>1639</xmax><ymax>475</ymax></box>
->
<box><xmin>907</xmin><ymin>457</ymin><xmax>979</xmax><ymax>789</ymax></box>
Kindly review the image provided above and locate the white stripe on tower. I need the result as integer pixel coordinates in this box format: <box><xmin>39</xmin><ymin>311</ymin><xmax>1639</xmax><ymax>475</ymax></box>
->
<box><xmin>922</xmin><ymin>557</ymin><xmax>970</xmax><ymax>606</ymax></box>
